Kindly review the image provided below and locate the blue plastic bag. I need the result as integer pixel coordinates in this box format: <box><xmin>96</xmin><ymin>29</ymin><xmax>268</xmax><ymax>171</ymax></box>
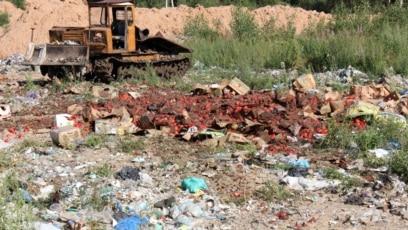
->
<box><xmin>115</xmin><ymin>215</ymin><xmax>148</xmax><ymax>230</ymax></box>
<box><xmin>288</xmin><ymin>159</ymin><xmax>310</xmax><ymax>169</ymax></box>
<box><xmin>181</xmin><ymin>177</ymin><xmax>207</xmax><ymax>193</ymax></box>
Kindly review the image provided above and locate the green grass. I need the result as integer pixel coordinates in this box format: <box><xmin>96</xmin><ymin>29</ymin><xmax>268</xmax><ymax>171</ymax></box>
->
<box><xmin>92</xmin><ymin>163</ymin><xmax>114</xmax><ymax>178</ymax></box>
<box><xmin>24</xmin><ymin>75</ymin><xmax>39</xmax><ymax>92</ymax></box>
<box><xmin>83</xmin><ymin>134</ymin><xmax>107</xmax><ymax>149</ymax></box>
<box><xmin>183</xmin><ymin>6</ymin><xmax>408</xmax><ymax>78</ymax></box>
<box><xmin>17</xmin><ymin>139</ymin><xmax>39</xmax><ymax>152</ymax></box>
<box><xmin>390</xmin><ymin>151</ymin><xmax>408</xmax><ymax>182</ymax></box>
<box><xmin>318</xmin><ymin>117</ymin><xmax>406</xmax><ymax>151</ymax></box>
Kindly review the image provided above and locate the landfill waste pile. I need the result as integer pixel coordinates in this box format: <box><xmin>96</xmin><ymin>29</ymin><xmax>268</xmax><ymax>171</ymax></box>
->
<box><xmin>2</xmin><ymin>57</ymin><xmax>408</xmax><ymax>229</ymax></box>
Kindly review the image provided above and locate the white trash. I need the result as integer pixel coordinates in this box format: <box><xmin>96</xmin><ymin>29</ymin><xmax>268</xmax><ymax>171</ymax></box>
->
<box><xmin>281</xmin><ymin>176</ymin><xmax>340</xmax><ymax>191</ymax></box>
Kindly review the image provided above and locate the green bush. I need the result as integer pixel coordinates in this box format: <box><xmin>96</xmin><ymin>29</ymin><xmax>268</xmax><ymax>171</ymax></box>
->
<box><xmin>184</xmin><ymin>14</ymin><xmax>220</xmax><ymax>41</ymax></box>
<box><xmin>7</xmin><ymin>0</ymin><xmax>25</xmax><ymax>10</ymax></box>
<box><xmin>390</xmin><ymin>151</ymin><xmax>408</xmax><ymax>182</ymax></box>
<box><xmin>230</xmin><ymin>7</ymin><xmax>259</xmax><ymax>41</ymax></box>
<box><xmin>0</xmin><ymin>12</ymin><xmax>9</xmax><ymax>27</ymax></box>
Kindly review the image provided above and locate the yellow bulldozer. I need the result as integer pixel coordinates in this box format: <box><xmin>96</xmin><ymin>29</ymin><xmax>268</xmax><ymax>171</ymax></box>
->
<box><xmin>23</xmin><ymin>0</ymin><xmax>192</xmax><ymax>82</ymax></box>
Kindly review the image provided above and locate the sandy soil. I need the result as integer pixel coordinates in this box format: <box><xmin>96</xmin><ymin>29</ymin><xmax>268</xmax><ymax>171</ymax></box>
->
<box><xmin>0</xmin><ymin>0</ymin><xmax>331</xmax><ymax>59</ymax></box>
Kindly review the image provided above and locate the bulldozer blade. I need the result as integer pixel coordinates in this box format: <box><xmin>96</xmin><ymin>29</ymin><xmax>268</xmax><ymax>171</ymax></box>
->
<box><xmin>23</xmin><ymin>43</ymin><xmax>89</xmax><ymax>66</ymax></box>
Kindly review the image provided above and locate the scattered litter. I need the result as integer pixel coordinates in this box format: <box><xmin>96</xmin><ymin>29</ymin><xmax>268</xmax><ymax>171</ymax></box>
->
<box><xmin>368</xmin><ymin>148</ymin><xmax>391</xmax><ymax>158</ymax></box>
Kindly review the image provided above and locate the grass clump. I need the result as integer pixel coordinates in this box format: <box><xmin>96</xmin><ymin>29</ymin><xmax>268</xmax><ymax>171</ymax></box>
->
<box><xmin>321</xmin><ymin>166</ymin><xmax>361</xmax><ymax>189</ymax></box>
<box><xmin>117</xmin><ymin>65</ymin><xmax>163</xmax><ymax>87</ymax></box>
<box><xmin>17</xmin><ymin>139</ymin><xmax>39</xmax><ymax>152</ymax></box>
<box><xmin>93</xmin><ymin>163</ymin><xmax>114</xmax><ymax>178</ymax></box>
<box><xmin>390</xmin><ymin>151</ymin><xmax>408</xmax><ymax>182</ymax></box>
<box><xmin>83</xmin><ymin>134</ymin><xmax>106</xmax><ymax>149</ymax></box>
<box><xmin>0</xmin><ymin>173</ymin><xmax>37</xmax><ymax>229</ymax></box>
<box><xmin>116</xmin><ymin>136</ymin><xmax>145</xmax><ymax>153</ymax></box>
<box><xmin>256</xmin><ymin>181</ymin><xmax>294</xmax><ymax>202</ymax></box>
<box><xmin>24</xmin><ymin>75</ymin><xmax>39</xmax><ymax>92</ymax></box>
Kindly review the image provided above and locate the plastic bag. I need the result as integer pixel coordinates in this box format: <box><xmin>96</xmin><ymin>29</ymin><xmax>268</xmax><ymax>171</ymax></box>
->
<box><xmin>181</xmin><ymin>177</ymin><xmax>207</xmax><ymax>193</ymax></box>
<box><xmin>114</xmin><ymin>215</ymin><xmax>148</xmax><ymax>230</ymax></box>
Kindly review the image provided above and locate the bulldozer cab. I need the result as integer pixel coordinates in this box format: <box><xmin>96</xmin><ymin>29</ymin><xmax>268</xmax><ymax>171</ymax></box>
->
<box><xmin>88</xmin><ymin>0</ymin><xmax>136</xmax><ymax>52</ymax></box>
<box><xmin>111</xmin><ymin>6</ymin><xmax>134</xmax><ymax>49</ymax></box>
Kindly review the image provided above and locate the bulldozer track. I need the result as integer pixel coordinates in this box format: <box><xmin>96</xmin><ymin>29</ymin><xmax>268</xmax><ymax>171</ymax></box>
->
<box><xmin>40</xmin><ymin>56</ymin><xmax>190</xmax><ymax>83</ymax></box>
<box><xmin>107</xmin><ymin>56</ymin><xmax>190</xmax><ymax>81</ymax></box>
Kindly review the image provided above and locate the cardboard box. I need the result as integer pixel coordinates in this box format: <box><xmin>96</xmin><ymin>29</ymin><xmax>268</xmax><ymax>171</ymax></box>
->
<box><xmin>95</xmin><ymin>117</ymin><xmax>138</xmax><ymax>135</ymax></box>
<box><xmin>293</xmin><ymin>74</ymin><xmax>316</xmax><ymax>93</ymax></box>
<box><xmin>228</xmin><ymin>77</ymin><xmax>250</xmax><ymax>95</ymax></box>
<box><xmin>50</xmin><ymin>126</ymin><xmax>82</xmax><ymax>148</ymax></box>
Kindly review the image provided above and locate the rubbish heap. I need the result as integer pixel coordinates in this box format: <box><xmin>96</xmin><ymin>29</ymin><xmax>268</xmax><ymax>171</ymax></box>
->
<box><xmin>2</xmin><ymin>63</ymin><xmax>408</xmax><ymax>229</ymax></box>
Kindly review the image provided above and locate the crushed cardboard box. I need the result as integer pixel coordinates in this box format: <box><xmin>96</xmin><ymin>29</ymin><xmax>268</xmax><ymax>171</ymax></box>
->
<box><xmin>94</xmin><ymin>116</ymin><xmax>138</xmax><ymax>135</ymax></box>
<box><xmin>350</xmin><ymin>83</ymin><xmax>390</xmax><ymax>99</ymax></box>
<box><xmin>227</xmin><ymin>77</ymin><xmax>250</xmax><ymax>95</ymax></box>
<box><xmin>293</xmin><ymin>74</ymin><xmax>316</xmax><ymax>93</ymax></box>
<box><xmin>50</xmin><ymin>126</ymin><xmax>82</xmax><ymax>148</ymax></box>
<box><xmin>192</xmin><ymin>78</ymin><xmax>250</xmax><ymax>96</ymax></box>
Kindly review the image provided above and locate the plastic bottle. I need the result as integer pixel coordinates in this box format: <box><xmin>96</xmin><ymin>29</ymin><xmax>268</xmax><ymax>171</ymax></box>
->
<box><xmin>176</xmin><ymin>214</ymin><xmax>193</xmax><ymax>226</ymax></box>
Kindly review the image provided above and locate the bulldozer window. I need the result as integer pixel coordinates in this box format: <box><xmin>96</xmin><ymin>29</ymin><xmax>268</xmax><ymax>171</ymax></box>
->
<box><xmin>90</xmin><ymin>7</ymin><xmax>107</xmax><ymax>26</ymax></box>
<box><xmin>113</xmin><ymin>7</ymin><xmax>133</xmax><ymax>25</ymax></box>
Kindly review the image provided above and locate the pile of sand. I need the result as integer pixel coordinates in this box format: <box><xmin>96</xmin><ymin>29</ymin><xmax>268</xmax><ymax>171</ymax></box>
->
<box><xmin>0</xmin><ymin>0</ymin><xmax>331</xmax><ymax>58</ymax></box>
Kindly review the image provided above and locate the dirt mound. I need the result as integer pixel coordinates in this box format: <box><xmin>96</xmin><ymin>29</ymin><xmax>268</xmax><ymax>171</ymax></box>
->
<box><xmin>0</xmin><ymin>0</ymin><xmax>331</xmax><ymax>58</ymax></box>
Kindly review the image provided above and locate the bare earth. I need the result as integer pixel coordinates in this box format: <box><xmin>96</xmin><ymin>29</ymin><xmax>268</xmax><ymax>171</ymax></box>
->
<box><xmin>0</xmin><ymin>0</ymin><xmax>331</xmax><ymax>59</ymax></box>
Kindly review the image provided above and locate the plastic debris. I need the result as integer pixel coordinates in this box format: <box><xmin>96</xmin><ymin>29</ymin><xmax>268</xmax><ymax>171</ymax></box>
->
<box><xmin>288</xmin><ymin>166</ymin><xmax>309</xmax><ymax>177</ymax></box>
<box><xmin>281</xmin><ymin>176</ymin><xmax>340</xmax><ymax>191</ymax></box>
<box><xmin>154</xmin><ymin>196</ymin><xmax>176</xmax><ymax>209</ymax></box>
<box><xmin>288</xmin><ymin>158</ymin><xmax>310</xmax><ymax>168</ymax></box>
<box><xmin>181</xmin><ymin>177</ymin><xmax>208</xmax><ymax>193</ymax></box>
<box><xmin>33</xmin><ymin>222</ymin><xmax>60</xmax><ymax>230</ymax></box>
<box><xmin>114</xmin><ymin>215</ymin><xmax>148</xmax><ymax>230</ymax></box>
<box><xmin>118</xmin><ymin>166</ymin><xmax>140</xmax><ymax>181</ymax></box>
<box><xmin>368</xmin><ymin>149</ymin><xmax>391</xmax><ymax>158</ymax></box>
